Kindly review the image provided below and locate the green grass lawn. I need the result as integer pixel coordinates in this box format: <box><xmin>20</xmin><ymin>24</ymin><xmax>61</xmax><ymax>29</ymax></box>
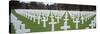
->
<box><xmin>11</xmin><ymin>9</ymin><xmax>96</xmax><ymax>33</ymax></box>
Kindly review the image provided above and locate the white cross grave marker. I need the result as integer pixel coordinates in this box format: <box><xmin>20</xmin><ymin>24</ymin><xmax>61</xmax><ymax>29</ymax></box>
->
<box><xmin>42</xmin><ymin>16</ymin><xmax>47</xmax><ymax>28</ymax></box>
<box><xmin>74</xmin><ymin>18</ymin><xmax>80</xmax><ymax>29</ymax></box>
<box><xmin>50</xmin><ymin>18</ymin><xmax>56</xmax><ymax>32</ymax></box>
<box><xmin>49</xmin><ymin>13</ymin><xmax>56</xmax><ymax>32</ymax></box>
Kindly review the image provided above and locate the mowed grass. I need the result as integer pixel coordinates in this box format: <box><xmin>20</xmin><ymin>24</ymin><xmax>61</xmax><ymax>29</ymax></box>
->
<box><xmin>11</xmin><ymin>9</ymin><xmax>96</xmax><ymax>32</ymax></box>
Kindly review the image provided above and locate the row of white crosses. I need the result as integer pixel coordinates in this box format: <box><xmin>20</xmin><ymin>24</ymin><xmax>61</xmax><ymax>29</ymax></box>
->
<box><xmin>49</xmin><ymin>11</ymin><xmax>67</xmax><ymax>31</ymax></box>
<box><xmin>15</xmin><ymin>9</ymin><xmax>96</xmax><ymax>31</ymax></box>
<box><xmin>81</xmin><ymin>12</ymin><xmax>94</xmax><ymax>24</ymax></box>
<box><xmin>15</xmin><ymin>10</ymin><xmax>48</xmax><ymax>28</ymax></box>
<box><xmin>11</xmin><ymin>13</ymin><xmax>30</xmax><ymax>34</ymax></box>
<box><xmin>16</xmin><ymin>10</ymin><xmax>80</xmax><ymax>30</ymax></box>
<box><xmin>17</xmin><ymin>10</ymin><xmax>37</xmax><ymax>23</ymax></box>
<box><xmin>71</xmin><ymin>11</ymin><xmax>96</xmax><ymax>29</ymax></box>
<box><xmin>15</xmin><ymin>9</ymin><xmax>65</xmax><ymax>24</ymax></box>
<box><xmin>84</xmin><ymin>12</ymin><xmax>96</xmax><ymax>21</ymax></box>
<box><xmin>16</xmin><ymin>10</ymin><xmax>78</xmax><ymax>30</ymax></box>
